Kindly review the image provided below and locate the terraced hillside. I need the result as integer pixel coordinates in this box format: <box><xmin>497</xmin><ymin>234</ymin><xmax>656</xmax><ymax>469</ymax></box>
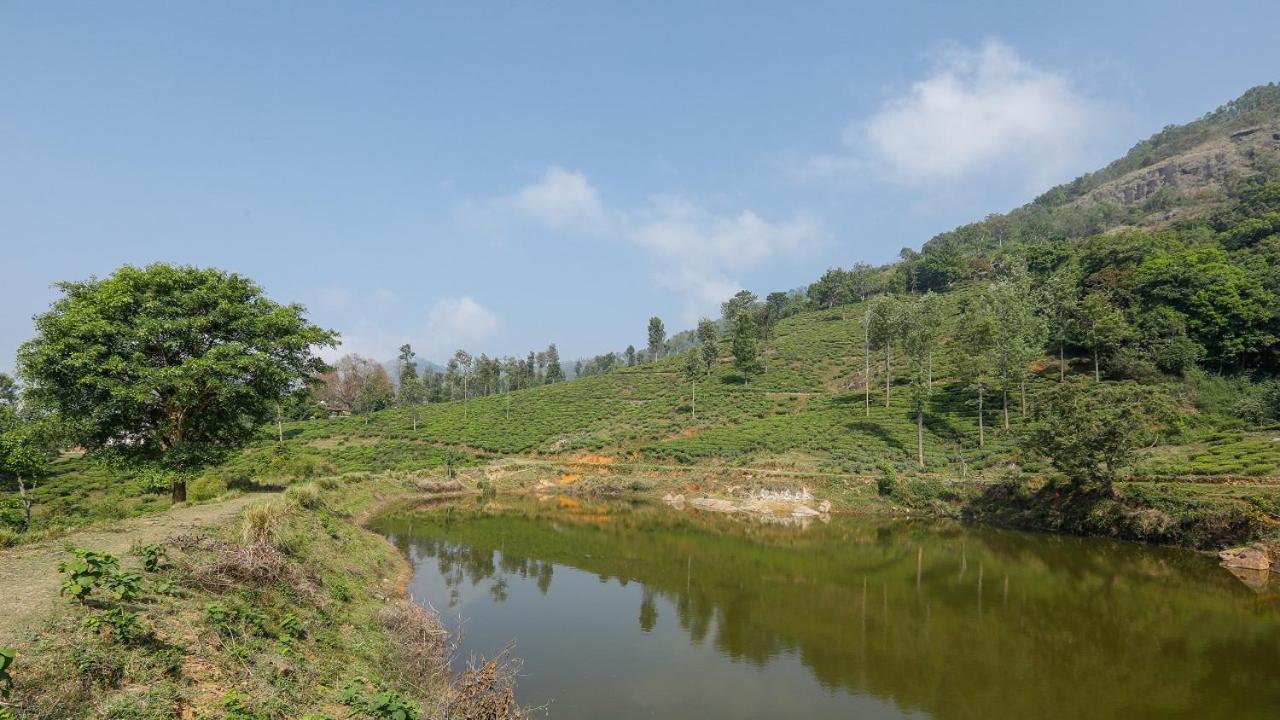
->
<box><xmin>223</xmin><ymin>295</ymin><xmax>1276</xmax><ymax>485</ymax></box>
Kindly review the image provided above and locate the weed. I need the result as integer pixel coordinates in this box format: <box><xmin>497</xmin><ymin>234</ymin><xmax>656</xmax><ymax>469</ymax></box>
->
<box><xmin>133</xmin><ymin>543</ymin><xmax>168</xmax><ymax>572</ymax></box>
<box><xmin>101</xmin><ymin>570</ymin><xmax>144</xmax><ymax>602</ymax></box>
<box><xmin>340</xmin><ymin>678</ymin><xmax>420</xmax><ymax>720</ymax></box>
<box><xmin>81</xmin><ymin>608</ymin><xmax>143</xmax><ymax>644</ymax></box>
<box><xmin>58</xmin><ymin>548</ymin><xmax>119</xmax><ymax>602</ymax></box>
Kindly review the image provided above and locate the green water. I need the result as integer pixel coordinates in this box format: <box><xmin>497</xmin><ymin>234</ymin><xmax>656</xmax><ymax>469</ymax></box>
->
<box><xmin>370</xmin><ymin>498</ymin><xmax>1280</xmax><ymax>720</ymax></box>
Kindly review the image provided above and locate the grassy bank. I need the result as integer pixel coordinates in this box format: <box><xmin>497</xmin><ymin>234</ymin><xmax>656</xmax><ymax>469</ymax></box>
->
<box><xmin>2</xmin><ymin>474</ymin><xmax>521</xmax><ymax>720</ymax></box>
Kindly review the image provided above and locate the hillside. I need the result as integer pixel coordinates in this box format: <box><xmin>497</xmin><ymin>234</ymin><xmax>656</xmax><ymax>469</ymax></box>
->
<box><xmin>12</xmin><ymin>85</ymin><xmax>1280</xmax><ymax>553</ymax></box>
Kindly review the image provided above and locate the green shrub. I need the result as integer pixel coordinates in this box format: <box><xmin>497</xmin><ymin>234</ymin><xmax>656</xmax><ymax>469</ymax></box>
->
<box><xmin>101</xmin><ymin>570</ymin><xmax>143</xmax><ymax>602</ymax></box>
<box><xmin>203</xmin><ymin>602</ymin><xmax>268</xmax><ymax>639</ymax></box>
<box><xmin>0</xmin><ymin>528</ymin><xmax>19</xmax><ymax>548</ymax></box>
<box><xmin>133</xmin><ymin>543</ymin><xmax>168</xmax><ymax>572</ymax></box>
<box><xmin>58</xmin><ymin>548</ymin><xmax>119</xmax><ymax>602</ymax></box>
<box><xmin>82</xmin><ymin>607</ymin><xmax>143</xmax><ymax>643</ymax></box>
<box><xmin>187</xmin><ymin>473</ymin><xmax>229</xmax><ymax>502</ymax></box>
<box><xmin>876</xmin><ymin>461</ymin><xmax>898</xmax><ymax>497</ymax></box>
<box><xmin>340</xmin><ymin>678</ymin><xmax>420</xmax><ymax>720</ymax></box>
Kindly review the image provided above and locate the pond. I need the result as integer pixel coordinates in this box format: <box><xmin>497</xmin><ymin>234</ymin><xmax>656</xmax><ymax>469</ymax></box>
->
<box><xmin>369</xmin><ymin>497</ymin><xmax>1280</xmax><ymax>720</ymax></box>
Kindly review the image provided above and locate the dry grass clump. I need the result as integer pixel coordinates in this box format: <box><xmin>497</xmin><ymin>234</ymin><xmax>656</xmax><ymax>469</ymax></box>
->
<box><xmin>241</xmin><ymin>501</ymin><xmax>285</xmax><ymax>545</ymax></box>
<box><xmin>378</xmin><ymin>603</ymin><xmax>450</xmax><ymax>687</ymax></box>
<box><xmin>447</xmin><ymin>653</ymin><xmax>527</xmax><ymax>720</ymax></box>
<box><xmin>169</xmin><ymin>533</ymin><xmax>306</xmax><ymax>594</ymax></box>
<box><xmin>284</xmin><ymin>482</ymin><xmax>324</xmax><ymax>509</ymax></box>
<box><xmin>413</xmin><ymin>478</ymin><xmax>465</xmax><ymax>494</ymax></box>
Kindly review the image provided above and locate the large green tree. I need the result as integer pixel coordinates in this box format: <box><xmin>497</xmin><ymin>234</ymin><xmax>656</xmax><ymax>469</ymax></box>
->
<box><xmin>17</xmin><ymin>264</ymin><xmax>336</xmax><ymax>501</ymax></box>
<box><xmin>1028</xmin><ymin>379</ymin><xmax>1174</xmax><ymax>494</ymax></box>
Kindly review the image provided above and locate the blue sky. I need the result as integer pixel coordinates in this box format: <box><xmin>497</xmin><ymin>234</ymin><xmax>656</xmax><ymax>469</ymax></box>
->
<box><xmin>3</xmin><ymin>2</ymin><xmax>1279</xmax><ymax>369</ymax></box>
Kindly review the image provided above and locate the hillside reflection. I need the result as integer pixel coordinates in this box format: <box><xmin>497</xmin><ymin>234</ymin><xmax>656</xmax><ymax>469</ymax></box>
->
<box><xmin>374</xmin><ymin>498</ymin><xmax>1280</xmax><ymax>720</ymax></box>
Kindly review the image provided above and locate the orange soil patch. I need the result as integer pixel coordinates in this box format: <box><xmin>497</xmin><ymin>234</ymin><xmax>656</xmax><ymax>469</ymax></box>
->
<box><xmin>574</xmin><ymin>454</ymin><xmax>615</xmax><ymax>465</ymax></box>
<box><xmin>558</xmin><ymin>473</ymin><xmax>582</xmax><ymax>485</ymax></box>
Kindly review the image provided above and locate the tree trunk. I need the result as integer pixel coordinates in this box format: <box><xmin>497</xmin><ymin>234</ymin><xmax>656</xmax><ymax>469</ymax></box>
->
<box><xmin>1094</xmin><ymin>348</ymin><xmax>1100</xmax><ymax>382</ymax></box>
<box><xmin>916</xmin><ymin>410</ymin><xmax>924</xmax><ymax>467</ymax></box>
<box><xmin>884</xmin><ymin>346</ymin><xmax>891</xmax><ymax>408</ymax></box>
<box><xmin>1020</xmin><ymin>380</ymin><xmax>1027</xmax><ymax>418</ymax></box>
<box><xmin>864</xmin><ymin>319</ymin><xmax>871</xmax><ymax>417</ymax></box>
<box><xmin>1002</xmin><ymin>389</ymin><xmax>1009</xmax><ymax>430</ymax></box>
<box><xmin>412</xmin><ymin>407</ymin><xmax>418</xmax><ymax>432</ymax></box>
<box><xmin>172</xmin><ymin>478</ymin><xmax>187</xmax><ymax>503</ymax></box>
<box><xmin>276</xmin><ymin>402</ymin><xmax>283</xmax><ymax>442</ymax></box>
<box><xmin>16</xmin><ymin>475</ymin><xmax>32</xmax><ymax>531</ymax></box>
<box><xmin>927</xmin><ymin>351</ymin><xmax>933</xmax><ymax>391</ymax></box>
<box><xmin>977</xmin><ymin>387</ymin><xmax>985</xmax><ymax>448</ymax></box>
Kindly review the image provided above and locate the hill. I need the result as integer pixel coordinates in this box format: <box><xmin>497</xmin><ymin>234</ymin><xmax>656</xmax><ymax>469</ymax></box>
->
<box><xmin>12</xmin><ymin>84</ymin><xmax>1280</xmax><ymax>552</ymax></box>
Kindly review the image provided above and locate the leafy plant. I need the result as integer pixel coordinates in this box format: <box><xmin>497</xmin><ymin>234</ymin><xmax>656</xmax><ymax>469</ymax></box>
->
<box><xmin>0</xmin><ymin>647</ymin><xmax>14</xmax><ymax>699</ymax></box>
<box><xmin>204</xmin><ymin>603</ymin><xmax>268</xmax><ymax>638</ymax></box>
<box><xmin>58</xmin><ymin>547</ymin><xmax>119</xmax><ymax>602</ymax></box>
<box><xmin>340</xmin><ymin>678</ymin><xmax>419</xmax><ymax>720</ymax></box>
<box><xmin>101</xmin><ymin>570</ymin><xmax>144</xmax><ymax>602</ymax></box>
<box><xmin>152</xmin><ymin>579</ymin><xmax>180</xmax><ymax>597</ymax></box>
<box><xmin>81</xmin><ymin>607</ymin><xmax>142</xmax><ymax>643</ymax></box>
<box><xmin>134</xmin><ymin>543</ymin><xmax>168</xmax><ymax>572</ymax></box>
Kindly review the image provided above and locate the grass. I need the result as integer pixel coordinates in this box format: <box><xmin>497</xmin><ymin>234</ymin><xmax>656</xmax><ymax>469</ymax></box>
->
<box><xmin>5</xmin><ymin>473</ymin><xmax>522</xmax><ymax>719</ymax></box>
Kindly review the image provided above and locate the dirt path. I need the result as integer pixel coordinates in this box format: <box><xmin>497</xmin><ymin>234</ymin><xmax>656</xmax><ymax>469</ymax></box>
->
<box><xmin>0</xmin><ymin>493</ymin><xmax>270</xmax><ymax>648</ymax></box>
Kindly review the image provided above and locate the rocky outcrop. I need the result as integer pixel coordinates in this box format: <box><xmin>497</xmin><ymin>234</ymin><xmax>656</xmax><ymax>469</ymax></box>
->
<box><xmin>1218</xmin><ymin>545</ymin><xmax>1272</xmax><ymax>571</ymax></box>
<box><xmin>1083</xmin><ymin>123</ymin><xmax>1280</xmax><ymax>208</ymax></box>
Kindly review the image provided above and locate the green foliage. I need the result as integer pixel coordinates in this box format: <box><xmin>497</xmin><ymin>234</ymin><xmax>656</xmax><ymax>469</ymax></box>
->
<box><xmin>134</xmin><ymin>543</ymin><xmax>167</xmax><ymax>573</ymax></box>
<box><xmin>0</xmin><ymin>647</ymin><xmax>13</xmax><ymax>699</ymax></box>
<box><xmin>101</xmin><ymin>570</ymin><xmax>144</xmax><ymax>602</ymax></box>
<box><xmin>58</xmin><ymin>547</ymin><xmax>120</xmax><ymax>602</ymax></box>
<box><xmin>187</xmin><ymin>472</ymin><xmax>229</xmax><ymax>502</ymax></box>
<box><xmin>1029</xmin><ymin>379</ymin><xmax>1177</xmax><ymax>490</ymax></box>
<box><xmin>81</xmin><ymin>607</ymin><xmax>143</xmax><ymax>643</ymax></box>
<box><xmin>340</xmin><ymin>678</ymin><xmax>420</xmax><ymax>720</ymax></box>
<box><xmin>16</xmin><ymin>263</ymin><xmax>337</xmax><ymax>484</ymax></box>
<box><xmin>203</xmin><ymin>602</ymin><xmax>268</xmax><ymax>639</ymax></box>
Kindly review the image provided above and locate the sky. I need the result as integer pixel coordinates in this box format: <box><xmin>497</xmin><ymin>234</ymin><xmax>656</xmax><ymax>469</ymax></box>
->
<box><xmin>3</xmin><ymin>2</ymin><xmax>1280</xmax><ymax>370</ymax></box>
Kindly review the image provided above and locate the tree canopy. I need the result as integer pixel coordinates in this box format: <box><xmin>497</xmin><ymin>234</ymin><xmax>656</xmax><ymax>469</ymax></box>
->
<box><xmin>17</xmin><ymin>264</ymin><xmax>336</xmax><ymax>498</ymax></box>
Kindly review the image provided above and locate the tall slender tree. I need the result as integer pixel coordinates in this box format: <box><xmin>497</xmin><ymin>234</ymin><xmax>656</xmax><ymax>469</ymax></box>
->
<box><xmin>647</xmin><ymin>317</ymin><xmax>666</xmax><ymax>362</ymax></box>
<box><xmin>989</xmin><ymin>279</ymin><xmax>1047</xmax><ymax>428</ymax></box>
<box><xmin>1041</xmin><ymin>264</ymin><xmax>1082</xmax><ymax>381</ymax></box>
<box><xmin>901</xmin><ymin>294</ymin><xmax>943</xmax><ymax>466</ymax></box>
<box><xmin>866</xmin><ymin>295</ymin><xmax>900</xmax><ymax>408</ymax></box>
<box><xmin>544</xmin><ymin>343</ymin><xmax>565</xmax><ymax>383</ymax></box>
<box><xmin>956</xmin><ymin>292</ymin><xmax>999</xmax><ymax>447</ymax></box>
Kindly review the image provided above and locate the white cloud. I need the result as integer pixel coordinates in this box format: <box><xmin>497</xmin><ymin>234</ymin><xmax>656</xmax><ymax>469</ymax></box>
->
<box><xmin>628</xmin><ymin>196</ymin><xmax>820</xmax><ymax>321</ymax></box>
<box><xmin>505</xmin><ymin>166</ymin><xmax>613</xmax><ymax>235</ymax></box>
<box><xmin>422</xmin><ymin>296</ymin><xmax>500</xmax><ymax>357</ymax></box>
<box><xmin>320</xmin><ymin>295</ymin><xmax>501</xmax><ymax>364</ymax></box>
<box><xmin>811</xmin><ymin>40</ymin><xmax>1103</xmax><ymax>187</ymax></box>
<box><xmin>498</xmin><ymin>170</ymin><xmax>821</xmax><ymax>321</ymax></box>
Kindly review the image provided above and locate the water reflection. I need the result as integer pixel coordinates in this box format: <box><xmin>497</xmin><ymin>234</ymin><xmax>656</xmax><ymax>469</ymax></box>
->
<box><xmin>373</xmin><ymin>498</ymin><xmax>1280</xmax><ymax>720</ymax></box>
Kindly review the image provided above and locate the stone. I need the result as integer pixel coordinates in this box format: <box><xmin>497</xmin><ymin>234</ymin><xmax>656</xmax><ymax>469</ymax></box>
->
<box><xmin>817</xmin><ymin>500</ymin><xmax>832</xmax><ymax>513</ymax></box>
<box><xmin>690</xmin><ymin>497</ymin><xmax>738</xmax><ymax>513</ymax></box>
<box><xmin>1219</xmin><ymin>545</ymin><xmax>1272</xmax><ymax>571</ymax></box>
